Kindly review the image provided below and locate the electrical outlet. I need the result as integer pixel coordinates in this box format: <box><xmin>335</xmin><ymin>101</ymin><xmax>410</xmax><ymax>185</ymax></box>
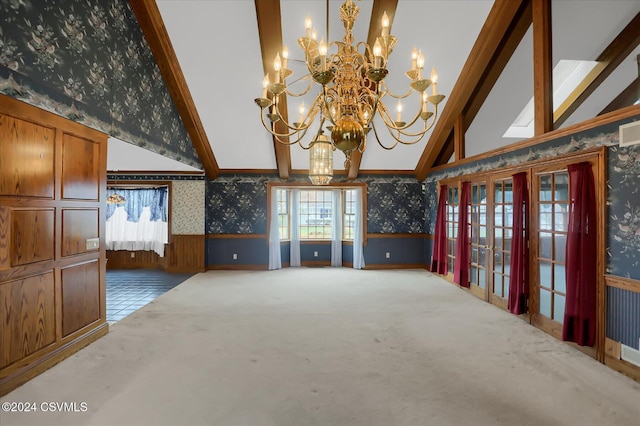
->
<box><xmin>314</xmin><ymin>251</ymin><xmax>318</xmax><ymax>257</ymax></box>
<box><xmin>233</xmin><ymin>253</ymin><xmax>238</xmax><ymax>260</ymax></box>
<box><xmin>385</xmin><ymin>252</ymin><xmax>390</xmax><ymax>259</ymax></box>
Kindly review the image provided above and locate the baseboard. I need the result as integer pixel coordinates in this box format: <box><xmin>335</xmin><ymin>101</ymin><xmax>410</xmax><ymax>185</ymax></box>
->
<box><xmin>604</xmin><ymin>354</ymin><xmax>640</xmax><ymax>382</ymax></box>
<box><xmin>207</xmin><ymin>264</ymin><xmax>268</xmax><ymax>270</ymax></box>
<box><xmin>363</xmin><ymin>263</ymin><xmax>428</xmax><ymax>270</ymax></box>
<box><xmin>0</xmin><ymin>322</ymin><xmax>109</xmax><ymax>396</ymax></box>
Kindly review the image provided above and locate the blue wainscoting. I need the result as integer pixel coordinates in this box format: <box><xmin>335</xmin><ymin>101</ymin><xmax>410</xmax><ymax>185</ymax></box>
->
<box><xmin>206</xmin><ymin>235</ymin><xmax>430</xmax><ymax>269</ymax></box>
<box><xmin>206</xmin><ymin>236</ymin><xmax>269</xmax><ymax>268</ymax></box>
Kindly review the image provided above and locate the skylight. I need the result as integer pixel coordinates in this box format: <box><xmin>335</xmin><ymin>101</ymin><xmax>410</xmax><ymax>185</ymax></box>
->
<box><xmin>503</xmin><ymin>60</ymin><xmax>599</xmax><ymax>139</ymax></box>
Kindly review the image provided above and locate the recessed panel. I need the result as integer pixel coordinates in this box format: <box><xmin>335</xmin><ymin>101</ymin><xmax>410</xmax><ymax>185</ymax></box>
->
<box><xmin>62</xmin><ymin>133</ymin><xmax>100</xmax><ymax>200</ymax></box>
<box><xmin>0</xmin><ymin>114</ymin><xmax>55</xmax><ymax>198</ymax></box>
<box><xmin>0</xmin><ymin>271</ymin><xmax>56</xmax><ymax>369</ymax></box>
<box><xmin>61</xmin><ymin>261</ymin><xmax>100</xmax><ymax>337</ymax></box>
<box><xmin>11</xmin><ymin>209</ymin><xmax>55</xmax><ymax>266</ymax></box>
<box><xmin>62</xmin><ymin>209</ymin><xmax>99</xmax><ymax>257</ymax></box>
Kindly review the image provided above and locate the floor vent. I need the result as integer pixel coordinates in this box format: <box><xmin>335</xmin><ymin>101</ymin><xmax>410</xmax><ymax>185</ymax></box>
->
<box><xmin>619</xmin><ymin>121</ymin><xmax>640</xmax><ymax>147</ymax></box>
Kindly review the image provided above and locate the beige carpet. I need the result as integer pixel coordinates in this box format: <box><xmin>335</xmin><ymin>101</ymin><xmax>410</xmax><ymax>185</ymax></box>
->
<box><xmin>1</xmin><ymin>269</ymin><xmax>639</xmax><ymax>426</ymax></box>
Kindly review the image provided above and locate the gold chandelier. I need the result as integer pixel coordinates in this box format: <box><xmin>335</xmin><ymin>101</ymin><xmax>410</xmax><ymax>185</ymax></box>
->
<box><xmin>255</xmin><ymin>0</ymin><xmax>445</xmax><ymax>184</ymax></box>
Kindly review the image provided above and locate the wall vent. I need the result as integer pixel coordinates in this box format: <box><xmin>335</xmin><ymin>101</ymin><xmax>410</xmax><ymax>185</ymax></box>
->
<box><xmin>619</xmin><ymin>121</ymin><xmax>640</xmax><ymax>147</ymax></box>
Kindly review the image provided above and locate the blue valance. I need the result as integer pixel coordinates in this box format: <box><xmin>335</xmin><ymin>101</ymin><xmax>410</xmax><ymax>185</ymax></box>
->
<box><xmin>106</xmin><ymin>187</ymin><xmax>168</xmax><ymax>223</ymax></box>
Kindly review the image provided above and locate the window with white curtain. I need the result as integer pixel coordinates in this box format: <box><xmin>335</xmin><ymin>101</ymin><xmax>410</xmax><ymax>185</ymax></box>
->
<box><xmin>105</xmin><ymin>186</ymin><xmax>169</xmax><ymax>257</ymax></box>
<box><xmin>275</xmin><ymin>188</ymin><xmax>360</xmax><ymax>241</ymax></box>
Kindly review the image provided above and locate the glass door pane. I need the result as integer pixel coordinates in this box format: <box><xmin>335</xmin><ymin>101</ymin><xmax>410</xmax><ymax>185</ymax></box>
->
<box><xmin>536</xmin><ymin>171</ymin><xmax>568</xmax><ymax>325</ymax></box>
<box><xmin>491</xmin><ymin>178</ymin><xmax>514</xmax><ymax>306</ymax></box>
<box><xmin>445</xmin><ymin>186</ymin><xmax>458</xmax><ymax>276</ymax></box>
<box><xmin>468</xmin><ymin>182</ymin><xmax>488</xmax><ymax>298</ymax></box>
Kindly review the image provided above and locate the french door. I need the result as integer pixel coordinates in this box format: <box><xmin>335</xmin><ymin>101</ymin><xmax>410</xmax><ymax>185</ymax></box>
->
<box><xmin>530</xmin><ymin>156</ymin><xmax>601</xmax><ymax>343</ymax></box>
<box><xmin>468</xmin><ymin>182</ymin><xmax>487</xmax><ymax>298</ymax></box>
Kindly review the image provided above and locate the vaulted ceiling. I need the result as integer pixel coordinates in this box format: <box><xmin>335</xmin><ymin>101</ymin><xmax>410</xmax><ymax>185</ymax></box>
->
<box><xmin>112</xmin><ymin>0</ymin><xmax>640</xmax><ymax>179</ymax></box>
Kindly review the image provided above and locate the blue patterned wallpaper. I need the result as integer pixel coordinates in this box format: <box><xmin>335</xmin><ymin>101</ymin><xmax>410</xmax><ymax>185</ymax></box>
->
<box><xmin>0</xmin><ymin>0</ymin><xmax>201</xmax><ymax>168</ymax></box>
<box><xmin>205</xmin><ymin>174</ymin><xmax>426</xmax><ymax>235</ymax></box>
<box><xmin>423</xmin><ymin>116</ymin><xmax>640</xmax><ymax>280</ymax></box>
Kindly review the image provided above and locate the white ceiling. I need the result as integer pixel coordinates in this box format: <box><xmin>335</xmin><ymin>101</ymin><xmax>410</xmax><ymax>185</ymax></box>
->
<box><xmin>107</xmin><ymin>0</ymin><xmax>640</xmax><ymax>174</ymax></box>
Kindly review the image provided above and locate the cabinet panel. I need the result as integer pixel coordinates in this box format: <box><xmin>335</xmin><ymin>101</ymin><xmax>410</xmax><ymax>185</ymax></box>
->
<box><xmin>0</xmin><ymin>272</ymin><xmax>56</xmax><ymax>369</ymax></box>
<box><xmin>62</xmin><ymin>209</ymin><xmax>99</xmax><ymax>257</ymax></box>
<box><xmin>11</xmin><ymin>209</ymin><xmax>55</xmax><ymax>266</ymax></box>
<box><xmin>61</xmin><ymin>261</ymin><xmax>100</xmax><ymax>337</ymax></box>
<box><xmin>0</xmin><ymin>207</ymin><xmax>8</xmax><ymax>270</ymax></box>
<box><xmin>0</xmin><ymin>114</ymin><xmax>55</xmax><ymax>198</ymax></box>
<box><xmin>61</xmin><ymin>134</ymin><xmax>100</xmax><ymax>200</ymax></box>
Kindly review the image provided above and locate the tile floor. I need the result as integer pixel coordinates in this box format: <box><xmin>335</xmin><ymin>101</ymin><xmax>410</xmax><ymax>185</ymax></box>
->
<box><xmin>106</xmin><ymin>269</ymin><xmax>194</xmax><ymax>324</ymax></box>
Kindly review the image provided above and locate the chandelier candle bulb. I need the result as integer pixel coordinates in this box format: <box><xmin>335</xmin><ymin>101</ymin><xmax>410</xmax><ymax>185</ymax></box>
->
<box><xmin>373</xmin><ymin>39</ymin><xmax>382</xmax><ymax>68</ymax></box>
<box><xmin>299</xmin><ymin>103</ymin><xmax>305</xmax><ymax>123</ymax></box>
<box><xmin>411</xmin><ymin>47</ymin><xmax>418</xmax><ymax>70</ymax></box>
<box><xmin>381</xmin><ymin>11</ymin><xmax>390</xmax><ymax>37</ymax></box>
<box><xmin>431</xmin><ymin>67</ymin><xmax>438</xmax><ymax>95</ymax></box>
<box><xmin>397</xmin><ymin>100</ymin><xmax>403</xmax><ymax>122</ymax></box>
<box><xmin>422</xmin><ymin>92</ymin><xmax>428</xmax><ymax>113</ymax></box>
<box><xmin>305</xmin><ymin>15</ymin><xmax>312</xmax><ymax>38</ymax></box>
<box><xmin>262</xmin><ymin>74</ymin><xmax>269</xmax><ymax>99</ymax></box>
<box><xmin>319</xmin><ymin>38</ymin><xmax>327</xmax><ymax>71</ymax></box>
<box><xmin>274</xmin><ymin>53</ymin><xmax>282</xmax><ymax>83</ymax></box>
<box><xmin>282</xmin><ymin>46</ymin><xmax>289</xmax><ymax>69</ymax></box>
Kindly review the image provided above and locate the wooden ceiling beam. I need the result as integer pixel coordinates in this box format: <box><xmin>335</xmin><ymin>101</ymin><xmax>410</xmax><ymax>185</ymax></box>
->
<box><xmin>554</xmin><ymin>12</ymin><xmax>640</xmax><ymax>128</ymax></box>
<box><xmin>415</xmin><ymin>0</ymin><xmax>529</xmax><ymax>181</ymax></box>
<box><xmin>347</xmin><ymin>0</ymin><xmax>398</xmax><ymax>180</ymax></box>
<box><xmin>599</xmin><ymin>77</ymin><xmax>640</xmax><ymax>115</ymax></box>
<box><xmin>532</xmin><ymin>0</ymin><xmax>553</xmax><ymax>136</ymax></box>
<box><xmin>462</xmin><ymin>1</ymin><xmax>532</xmax><ymax>131</ymax></box>
<box><xmin>254</xmin><ymin>0</ymin><xmax>291</xmax><ymax>180</ymax></box>
<box><xmin>129</xmin><ymin>0</ymin><xmax>219</xmax><ymax>179</ymax></box>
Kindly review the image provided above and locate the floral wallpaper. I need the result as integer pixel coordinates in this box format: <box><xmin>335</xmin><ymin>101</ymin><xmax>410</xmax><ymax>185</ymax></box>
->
<box><xmin>0</xmin><ymin>0</ymin><xmax>201</xmax><ymax>168</ymax></box>
<box><xmin>423</xmin><ymin>116</ymin><xmax>640</xmax><ymax>280</ymax></box>
<box><xmin>607</xmin><ymin>144</ymin><xmax>640</xmax><ymax>278</ymax></box>
<box><xmin>206</xmin><ymin>176</ymin><xmax>269</xmax><ymax>234</ymax></box>
<box><xmin>171</xmin><ymin>180</ymin><xmax>205</xmax><ymax>235</ymax></box>
<box><xmin>365</xmin><ymin>177</ymin><xmax>424</xmax><ymax>233</ymax></box>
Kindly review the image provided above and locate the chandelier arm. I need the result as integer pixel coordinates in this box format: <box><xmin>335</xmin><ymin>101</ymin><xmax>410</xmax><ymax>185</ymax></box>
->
<box><xmin>260</xmin><ymin>109</ymin><xmax>311</xmax><ymax>142</ymax></box>
<box><xmin>284</xmin><ymin>75</ymin><xmax>315</xmax><ymax>97</ymax></box>
<box><xmin>370</xmin><ymin>119</ymin><xmax>399</xmax><ymax>150</ymax></box>
<box><xmin>379</xmin><ymin>81</ymin><xmax>413</xmax><ymax>99</ymax></box>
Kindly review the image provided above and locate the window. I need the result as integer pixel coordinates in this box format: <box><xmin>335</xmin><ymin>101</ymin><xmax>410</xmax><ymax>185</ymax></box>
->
<box><xmin>274</xmin><ymin>187</ymin><xmax>360</xmax><ymax>241</ymax></box>
<box><xmin>277</xmin><ymin>189</ymin><xmax>289</xmax><ymax>240</ymax></box>
<box><xmin>299</xmin><ymin>190</ymin><xmax>333</xmax><ymax>239</ymax></box>
<box><xmin>343</xmin><ymin>189</ymin><xmax>356</xmax><ymax>240</ymax></box>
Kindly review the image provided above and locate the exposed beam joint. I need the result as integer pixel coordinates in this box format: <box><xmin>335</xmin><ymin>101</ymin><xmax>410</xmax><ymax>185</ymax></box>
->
<box><xmin>255</xmin><ymin>0</ymin><xmax>291</xmax><ymax>180</ymax></box>
<box><xmin>554</xmin><ymin>13</ymin><xmax>640</xmax><ymax>127</ymax></box>
<box><xmin>532</xmin><ymin>0</ymin><xmax>553</xmax><ymax>136</ymax></box>
<box><xmin>129</xmin><ymin>0</ymin><xmax>219</xmax><ymax>179</ymax></box>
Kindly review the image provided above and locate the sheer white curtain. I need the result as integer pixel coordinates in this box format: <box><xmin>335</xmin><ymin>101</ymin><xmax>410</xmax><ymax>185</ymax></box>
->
<box><xmin>290</xmin><ymin>189</ymin><xmax>301</xmax><ymax>267</ymax></box>
<box><xmin>106</xmin><ymin>206</ymin><xmax>168</xmax><ymax>256</ymax></box>
<box><xmin>331</xmin><ymin>189</ymin><xmax>342</xmax><ymax>266</ymax></box>
<box><xmin>268</xmin><ymin>189</ymin><xmax>281</xmax><ymax>270</ymax></box>
<box><xmin>353</xmin><ymin>187</ymin><xmax>365</xmax><ymax>269</ymax></box>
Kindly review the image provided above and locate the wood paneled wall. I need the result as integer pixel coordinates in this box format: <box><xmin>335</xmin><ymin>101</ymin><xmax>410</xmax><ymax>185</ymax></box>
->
<box><xmin>0</xmin><ymin>95</ymin><xmax>108</xmax><ymax>396</ymax></box>
<box><xmin>106</xmin><ymin>235</ymin><xmax>205</xmax><ymax>273</ymax></box>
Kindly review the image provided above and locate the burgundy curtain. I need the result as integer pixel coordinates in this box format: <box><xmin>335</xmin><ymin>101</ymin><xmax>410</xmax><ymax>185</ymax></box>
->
<box><xmin>454</xmin><ymin>182</ymin><xmax>470</xmax><ymax>287</ymax></box>
<box><xmin>508</xmin><ymin>172</ymin><xmax>529</xmax><ymax>314</ymax></box>
<box><xmin>430</xmin><ymin>184</ymin><xmax>448</xmax><ymax>274</ymax></box>
<box><xmin>563</xmin><ymin>162</ymin><xmax>597</xmax><ymax>346</ymax></box>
